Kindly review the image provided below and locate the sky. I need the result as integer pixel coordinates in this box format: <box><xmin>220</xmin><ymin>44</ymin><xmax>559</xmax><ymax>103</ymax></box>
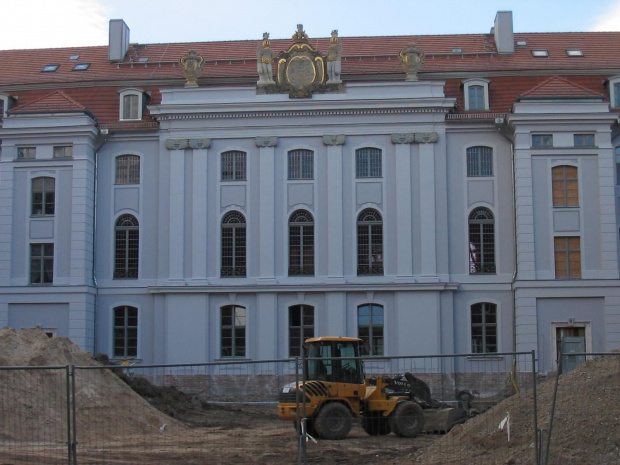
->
<box><xmin>2</xmin><ymin>0</ymin><xmax>620</xmax><ymax>50</ymax></box>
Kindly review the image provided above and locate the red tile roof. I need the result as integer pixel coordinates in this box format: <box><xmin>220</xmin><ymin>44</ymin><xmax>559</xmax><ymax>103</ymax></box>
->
<box><xmin>519</xmin><ymin>75</ymin><xmax>606</xmax><ymax>100</ymax></box>
<box><xmin>10</xmin><ymin>90</ymin><xmax>88</xmax><ymax>113</ymax></box>
<box><xmin>0</xmin><ymin>31</ymin><xmax>618</xmax><ymax>126</ymax></box>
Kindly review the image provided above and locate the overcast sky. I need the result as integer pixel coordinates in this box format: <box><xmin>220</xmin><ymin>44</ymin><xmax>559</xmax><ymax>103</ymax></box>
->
<box><xmin>2</xmin><ymin>0</ymin><xmax>620</xmax><ymax>50</ymax></box>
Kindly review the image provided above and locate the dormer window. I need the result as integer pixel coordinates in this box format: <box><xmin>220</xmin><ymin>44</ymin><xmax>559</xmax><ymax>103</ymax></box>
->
<box><xmin>118</xmin><ymin>88</ymin><xmax>145</xmax><ymax>121</ymax></box>
<box><xmin>608</xmin><ymin>76</ymin><xmax>620</xmax><ymax>108</ymax></box>
<box><xmin>0</xmin><ymin>93</ymin><xmax>13</xmax><ymax>119</ymax></box>
<box><xmin>463</xmin><ymin>79</ymin><xmax>490</xmax><ymax>111</ymax></box>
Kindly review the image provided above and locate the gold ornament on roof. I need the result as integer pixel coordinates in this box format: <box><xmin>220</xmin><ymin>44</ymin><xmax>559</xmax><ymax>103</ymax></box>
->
<box><xmin>398</xmin><ymin>43</ymin><xmax>425</xmax><ymax>81</ymax></box>
<box><xmin>180</xmin><ymin>50</ymin><xmax>204</xmax><ymax>88</ymax></box>
<box><xmin>292</xmin><ymin>24</ymin><xmax>309</xmax><ymax>43</ymax></box>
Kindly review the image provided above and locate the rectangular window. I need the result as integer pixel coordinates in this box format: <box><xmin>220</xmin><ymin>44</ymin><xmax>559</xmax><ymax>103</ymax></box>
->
<box><xmin>116</xmin><ymin>155</ymin><xmax>140</xmax><ymax>184</ymax></box>
<box><xmin>32</xmin><ymin>177</ymin><xmax>55</xmax><ymax>215</ymax></box>
<box><xmin>614</xmin><ymin>83</ymin><xmax>620</xmax><ymax>108</ymax></box>
<box><xmin>113</xmin><ymin>306</ymin><xmax>138</xmax><ymax>358</ymax></box>
<box><xmin>221</xmin><ymin>151</ymin><xmax>247</xmax><ymax>181</ymax></box>
<box><xmin>221</xmin><ymin>306</ymin><xmax>246</xmax><ymax>357</ymax></box>
<box><xmin>53</xmin><ymin>146</ymin><xmax>73</xmax><ymax>158</ymax></box>
<box><xmin>466</xmin><ymin>146</ymin><xmax>493</xmax><ymax>176</ymax></box>
<box><xmin>30</xmin><ymin>243</ymin><xmax>54</xmax><ymax>284</ymax></box>
<box><xmin>552</xmin><ymin>166</ymin><xmax>578</xmax><ymax>207</ymax></box>
<box><xmin>471</xmin><ymin>303</ymin><xmax>498</xmax><ymax>353</ymax></box>
<box><xmin>554</xmin><ymin>236</ymin><xmax>581</xmax><ymax>279</ymax></box>
<box><xmin>356</xmin><ymin>148</ymin><xmax>382</xmax><ymax>178</ymax></box>
<box><xmin>17</xmin><ymin>147</ymin><xmax>36</xmax><ymax>159</ymax></box>
<box><xmin>468</xmin><ymin>85</ymin><xmax>485</xmax><ymax>110</ymax></box>
<box><xmin>616</xmin><ymin>149</ymin><xmax>620</xmax><ymax>185</ymax></box>
<box><xmin>289</xmin><ymin>305</ymin><xmax>314</xmax><ymax>357</ymax></box>
<box><xmin>532</xmin><ymin>134</ymin><xmax>553</xmax><ymax>148</ymax></box>
<box><xmin>288</xmin><ymin>150</ymin><xmax>314</xmax><ymax>180</ymax></box>
<box><xmin>122</xmin><ymin>94</ymin><xmax>139</xmax><ymax>120</ymax></box>
<box><xmin>358</xmin><ymin>304</ymin><xmax>384</xmax><ymax>355</ymax></box>
<box><xmin>574</xmin><ymin>134</ymin><xmax>595</xmax><ymax>148</ymax></box>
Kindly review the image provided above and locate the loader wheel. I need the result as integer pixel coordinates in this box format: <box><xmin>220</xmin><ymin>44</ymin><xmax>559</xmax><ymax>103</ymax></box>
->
<box><xmin>362</xmin><ymin>414</ymin><xmax>391</xmax><ymax>436</ymax></box>
<box><xmin>314</xmin><ymin>403</ymin><xmax>353</xmax><ymax>440</ymax></box>
<box><xmin>389</xmin><ymin>401</ymin><xmax>424</xmax><ymax>438</ymax></box>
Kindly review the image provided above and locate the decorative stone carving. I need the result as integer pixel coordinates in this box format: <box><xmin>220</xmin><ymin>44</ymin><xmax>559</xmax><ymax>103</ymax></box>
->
<box><xmin>165</xmin><ymin>139</ymin><xmax>189</xmax><ymax>150</ymax></box>
<box><xmin>326</xmin><ymin>30</ymin><xmax>342</xmax><ymax>84</ymax></box>
<box><xmin>323</xmin><ymin>134</ymin><xmax>346</xmax><ymax>146</ymax></box>
<box><xmin>255</xmin><ymin>136</ymin><xmax>278</xmax><ymax>147</ymax></box>
<box><xmin>180</xmin><ymin>50</ymin><xmax>204</xmax><ymax>88</ymax></box>
<box><xmin>257</xmin><ymin>33</ymin><xmax>276</xmax><ymax>86</ymax></box>
<box><xmin>415</xmin><ymin>132</ymin><xmax>438</xmax><ymax>143</ymax></box>
<box><xmin>188</xmin><ymin>138</ymin><xmax>211</xmax><ymax>149</ymax></box>
<box><xmin>398</xmin><ymin>43</ymin><xmax>425</xmax><ymax>81</ymax></box>
<box><xmin>391</xmin><ymin>133</ymin><xmax>415</xmax><ymax>144</ymax></box>
<box><xmin>274</xmin><ymin>25</ymin><xmax>326</xmax><ymax>98</ymax></box>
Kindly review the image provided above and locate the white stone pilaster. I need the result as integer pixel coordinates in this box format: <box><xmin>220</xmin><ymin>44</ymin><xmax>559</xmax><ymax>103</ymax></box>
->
<box><xmin>392</xmin><ymin>134</ymin><xmax>414</xmax><ymax>280</ymax></box>
<box><xmin>324</xmin><ymin>135</ymin><xmax>345</xmax><ymax>281</ymax></box>
<box><xmin>418</xmin><ymin>134</ymin><xmax>438</xmax><ymax>281</ymax></box>
<box><xmin>167</xmin><ymin>139</ymin><xmax>187</xmax><ymax>284</ymax></box>
<box><xmin>256</xmin><ymin>137</ymin><xmax>277</xmax><ymax>282</ymax></box>
<box><xmin>190</xmin><ymin>139</ymin><xmax>210</xmax><ymax>284</ymax></box>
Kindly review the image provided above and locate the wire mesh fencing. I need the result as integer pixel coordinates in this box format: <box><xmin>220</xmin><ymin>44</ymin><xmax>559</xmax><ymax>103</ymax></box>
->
<box><xmin>0</xmin><ymin>365</ymin><xmax>71</xmax><ymax>465</ymax></box>
<box><xmin>540</xmin><ymin>352</ymin><xmax>620</xmax><ymax>465</ymax></box>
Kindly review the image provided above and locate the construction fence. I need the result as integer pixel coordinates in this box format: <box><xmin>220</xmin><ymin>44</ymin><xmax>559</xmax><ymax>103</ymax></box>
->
<box><xmin>0</xmin><ymin>351</ymin><xmax>617</xmax><ymax>465</ymax></box>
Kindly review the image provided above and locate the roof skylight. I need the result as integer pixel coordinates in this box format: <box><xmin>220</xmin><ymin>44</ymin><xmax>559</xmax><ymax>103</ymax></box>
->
<box><xmin>566</xmin><ymin>49</ymin><xmax>584</xmax><ymax>57</ymax></box>
<box><xmin>41</xmin><ymin>64</ymin><xmax>60</xmax><ymax>72</ymax></box>
<box><xmin>451</xmin><ymin>48</ymin><xmax>462</xmax><ymax>54</ymax></box>
<box><xmin>516</xmin><ymin>40</ymin><xmax>527</xmax><ymax>46</ymax></box>
<box><xmin>138</xmin><ymin>57</ymin><xmax>149</xmax><ymax>63</ymax></box>
<box><xmin>72</xmin><ymin>63</ymin><xmax>91</xmax><ymax>71</ymax></box>
<box><xmin>531</xmin><ymin>50</ymin><xmax>549</xmax><ymax>58</ymax></box>
<box><xmin>69</xmin><ymin>54</ymin><xmax>80</xmax><ymax>61</ymax></box>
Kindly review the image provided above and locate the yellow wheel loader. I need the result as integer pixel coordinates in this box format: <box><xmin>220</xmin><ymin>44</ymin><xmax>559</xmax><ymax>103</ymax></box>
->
<box><xmin>277</xmin><ymin>336</ymin><xmax>466</xmax><ymax>440</ymax></box>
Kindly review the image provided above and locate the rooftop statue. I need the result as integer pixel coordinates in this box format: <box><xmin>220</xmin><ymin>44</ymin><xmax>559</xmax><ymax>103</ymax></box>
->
<box><xmin>326</xmin><ymin>30</ymin><xmax>343</xmax><ymax>84</ymax></box>
<box><xmin>257</xmin><ymin>33</ymin><xmax>276</xmax><ymax>86</ymax></box>
<box><xmin>180</xmin><ymin>50</ymin><xmax>204</xmax><ymax>87</ymax></box>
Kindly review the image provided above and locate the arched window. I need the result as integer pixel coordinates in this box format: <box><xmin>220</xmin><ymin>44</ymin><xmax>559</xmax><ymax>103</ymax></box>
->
<box><xmin>113</xmin><ymin>306</ymin><xmax>138</xmax><ymax>358</ymax></box>
<box><xmin>32</xmin><ymin>177</ymin><xmax>55</xmax><ymax>215</ymax></box>
<box><xmin>358</xmin><ymin>304</ymin><xmax>384</xmax><ymax>355</ymax></box>
<box><xmin>118</xmin><ymin>88</ymin><xmax>144</xmax><ymax>121</ymax></box>
<box><xmin>357</xmin><ymin>208</ymin><xmax>383</xmax><ymax>275</ymax></box>
<box><xmin>471</xmin><ymin>303</ymin><xmax>497</xmax><ymax>353</ymax></box>
<box><xmin>115</xmin><ymin>155</ymin><xmax>140</xmax><ymax>184</ymax></box>
<box><xmin>463</xmin><ymin>79</ymin><xmax>490</xmax><ymax>111</ymax></box>
<box><xmin>288</xmin><ymin>149</ymin><xmax>314</xmax><ymax>179</ymax></box>
<box><xmin>289</xmin><ymin>210</ymin><xmax>314</xmax><ymax>276</ymax></box>
<box><xmin>289</xmin><ymin>305</ymin><xmax>314</xmax><ymax>356</ymax></box>
<box><xmin>466</xmin><ymin>146</ymin><xmax>493</xmax><ymax>176</ymax></box>
<box><xmin>221</xmin><ymin>211</ymin><xmax>246</xmax><ymax>277</ymax></box>
<box><xmin>469</xmin><ymin>207</ymin><xmax>495</xmax><ymax>274</ymax></box>
<box><xmin>221</xmin><ymin>305</ymin><xmax>246</xmax><ymax>357</ymax></box>
<box><xmin>355</xmin><ymin>147</ymin><xmax>382</xmax><ymax>178</ymax></box>
<box><xmin>114</xmin><ymin>214</ymin><xmax>139</xmax><ymax>279</ymax></box>
<box><xmin>552</xmin><ymin>165</ymin><xmax>578</xmax><ymax>207</ymax></box>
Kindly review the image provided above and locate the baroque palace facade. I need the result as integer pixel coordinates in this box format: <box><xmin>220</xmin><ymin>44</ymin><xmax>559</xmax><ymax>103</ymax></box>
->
<box><xmin>0</xmin><ymin>12</ymin><xmax>619</xmax><ymax>372</ymax></box>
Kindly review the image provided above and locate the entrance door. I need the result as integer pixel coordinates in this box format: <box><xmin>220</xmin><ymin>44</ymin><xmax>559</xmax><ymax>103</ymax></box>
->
<box><xmin>555</xmin><ymin>327</ymin><xmax>585</xmax><ymax>373</ymax></box>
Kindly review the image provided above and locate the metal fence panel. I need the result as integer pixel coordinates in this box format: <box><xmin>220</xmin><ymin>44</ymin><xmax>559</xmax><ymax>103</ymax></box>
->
<box><xmin>0</xmin><ymin>365</ymin><xmax>71</xmax><ymax>465</ymax></box>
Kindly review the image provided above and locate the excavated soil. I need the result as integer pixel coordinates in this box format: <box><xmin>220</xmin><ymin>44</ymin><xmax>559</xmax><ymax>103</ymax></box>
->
<box><xmin>0</xmin><ymin>327</ymin><xmax>618</xmax><ymax>464</ymax></box>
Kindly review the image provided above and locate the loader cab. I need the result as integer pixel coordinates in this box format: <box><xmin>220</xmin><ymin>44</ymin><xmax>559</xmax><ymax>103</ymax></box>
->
<box><xmin>305</xmin><ymin>337</ymin><xmax>365</xmax><ymax>385</ymax></box>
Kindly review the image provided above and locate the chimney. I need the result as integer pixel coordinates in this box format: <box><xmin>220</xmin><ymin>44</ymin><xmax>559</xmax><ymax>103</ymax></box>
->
<box><xmin>494</xmin><ymin>11</ymin><xmax>514</xmax><ymax>54</ymax></box>
<box><xmin>108</xmin><ymin>19</ymin><xmax>130</xmax><ymax>61</ymax></box>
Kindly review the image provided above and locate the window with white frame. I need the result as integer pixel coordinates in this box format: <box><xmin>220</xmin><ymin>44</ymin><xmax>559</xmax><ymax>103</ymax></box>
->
<box><xmin>221</xmin><ymin>305</ymin><xmax>246</xmax><ymax>357</ymax></box>
<box><xmin>554</xmin><ymin>236</ymin><xmax>581</xmax><ymax>279</ymax></box>
<box><xmin>114</xmin><ymin>214</ymin><xmax>139</xmax><ymax>279</ymax></box>
<box><xmin>358</xmin><ymin>304</ymin><xmax>384</xmax><ymax>355</ymax></box>
<box><xmin>463</xmin><ymin>79</ymin><xmax>490</xmax><ymax>111</ymax></box>
<box><xmin>357</xmin><ymin>208</ymin><xmax>383</xmax><ymax>275</ymax></box>
<box><xmin>53</xmin><ymin>146</ymin><xmax>73</xmax><ymax>158</ymax></box>
<box><xmin>356</xmin><ymin>148</ymin><xmax>382</xmax><ymax>178</ymax></box>
<box><xmin>573</xmin><ymin>134</ymin><xmax>595</xmax><ymax>148</ymax></box>
<box><xmin>115</xmin><ymin>155</ymin><xmax>140</xmax><ymax>184</ymax></box>
<box><xmin>0</xmin><ymin>94</ymin><xmax>12</xmax><ymax>119</ymax></box>
<box><xmin>609</xmin><ymin>76</ymin><xmax>620</xmax><ymax>108</ymax></box>
<box><xmin>289</xmin><ymin>305</ymin><xmax>314</xmax><ymax>357</ymax></box>
<box><xmin>17</xmin><ymin>147</ymin><xmax>36</xmax><ymax>159</ymax></box>
<box><xmin>289</xmin><ymin>210</ymin><xmax>314</xmax><ymax>276</ymax></box>
<box><xmin>118</xmin><ymin>88</ymin><xmax>144</xmax><ymax>121</ymax></box>
<box><xmin>467</xmin><ymin>146</ymin><xmax>493</xmax><ymax>176</ymax></box>
<box><xmin>471</xmin><ymin>302</ymin><xmax>497</xmax><ymax>353</ymax></box>
<box><xmin>32</xmin><ymin>177</ymin><xmax>55</xmax><ymax>216</ymax></box>
<box><xmin>288</xmin><ymin>149</ymin><xmax>314</xmax><ymax>180</ymax></box>
<box><xmin>113</xmin><ymin>306</ymin><xmax>138</xmax><ymax>358</ymax></box>
<box><xmin>552</xmin><ymin>165</ymin><xmax>578</xmax><ymax>207</ymax></box>
<box><xmin>221</xmin><ymin>151</ymin><xmax>246</xmax><ymax>181</ymax></box>
<box><xmin>30</xmin><ymin>243</ymin><xmax>54</xmax><ymax>284</ymax></box>
<box><xmin>615</xmin><ymin>147</ymin><xmax>620</xmax><ymax>185</ymax></box>
<box><xmin>532</xmin><ymin>134</ymin><xmax>553</xmax><ymax>148</ymax></box>
<box><xmin>469</xmin><ymin>207</ymin><xmax>496</xmax><ymax>274</ymax></box>
<box><xmin>221</xmin><ymin>211</ymin><xmax>246</xmax><ymax>277</ymax></box>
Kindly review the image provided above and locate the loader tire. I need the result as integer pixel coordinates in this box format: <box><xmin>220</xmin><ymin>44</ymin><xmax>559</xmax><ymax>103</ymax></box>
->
<box><xmin>362</xmin><ymin>414</ymin><xmax>391</xmax><ymax>436</ymax></box>
<box><xmin>314</xmin><ymin>403</ymin><xmax>353</xmax><ymax>440</ymax></box>
<box><xmin>389</xmin><ymin>401</ymin><xmax>424</xmax><ymax>438</ymax></box>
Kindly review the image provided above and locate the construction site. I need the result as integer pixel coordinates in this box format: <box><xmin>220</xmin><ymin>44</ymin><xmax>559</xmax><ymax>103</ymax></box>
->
<box><xmin>0</xmin><ymin>327</ymin><xmax>618</xmax><ymax>465</ymax></box>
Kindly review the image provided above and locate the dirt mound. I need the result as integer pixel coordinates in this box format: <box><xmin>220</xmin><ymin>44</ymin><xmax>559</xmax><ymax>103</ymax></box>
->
<box><xmin>415</xmin><ymin>356</ymin><xmax>620</xmax><ymax>465</ymax></box>
<box><xmin>0</xmin><ymin>327</ymin><xmax>187</xmax><ymax>442</ymax></box>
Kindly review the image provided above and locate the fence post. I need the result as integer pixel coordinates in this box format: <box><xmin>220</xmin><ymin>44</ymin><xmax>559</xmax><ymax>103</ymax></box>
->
<box><xmin>71</xmin><ymin>366</ymin><xmax>78</xmax><ymax>465</ymax></box>
<box><xmin>65</xmin><ymin>366</ymin><xmax>72</xmax><ymax>465</ymax></box>
<box><xmin>531</xmin><ymin>350</ymin><xmax>539</xmax><ymax>465</ymax></box>
<box><xmin>543</xmin><ymin>349</ymin><xmax>563</xmax><ymax>465</ymax></box>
